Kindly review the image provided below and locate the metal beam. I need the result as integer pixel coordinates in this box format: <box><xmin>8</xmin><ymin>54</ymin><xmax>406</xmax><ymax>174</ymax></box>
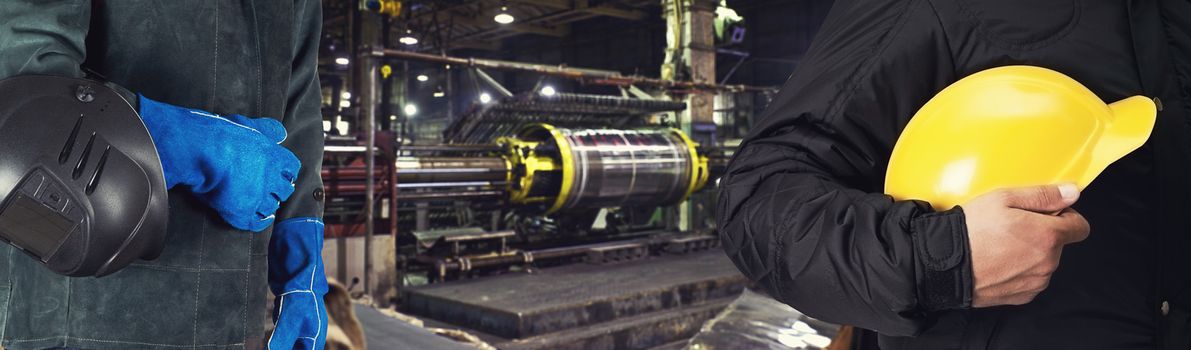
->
<box><xmin>474</xmin><ymin>68</ymin><xmax>514</xmax><ymax>98</ymax></box>
<box><xmin>583</xmin><ymin>5</ymin><xmax>648</xmax><ymax>20</ymax></box>
<box><xmin>374</xmin><ymin>49</ymin><xmax>777</xmax><ymax>93</ymax></box>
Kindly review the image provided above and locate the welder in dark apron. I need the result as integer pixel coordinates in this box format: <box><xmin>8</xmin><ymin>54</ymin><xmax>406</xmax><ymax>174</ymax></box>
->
<box><xmin>0</xmin><ymin>1</ymin><xmax>329</xmax><ymax>349</ymax></box>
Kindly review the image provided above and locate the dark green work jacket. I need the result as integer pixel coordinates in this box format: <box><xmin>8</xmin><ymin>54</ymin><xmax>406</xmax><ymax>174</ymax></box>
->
<box><xmin>0</xmin><ymin>1</ymin><xmax>326</xmax><ymax>349</ymax></box>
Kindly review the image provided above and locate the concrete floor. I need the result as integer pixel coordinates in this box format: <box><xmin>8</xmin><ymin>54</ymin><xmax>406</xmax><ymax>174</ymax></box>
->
<box><xmin>354</xmin><ymin>304</ymin><xmax>475</xmax><ymax>350</ymax></box>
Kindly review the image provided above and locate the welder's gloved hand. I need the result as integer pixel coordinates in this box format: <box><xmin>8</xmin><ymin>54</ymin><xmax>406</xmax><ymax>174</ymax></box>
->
<box><xmin>268</xmin><ymin>218</ymin><xmax>329</xmax><ymax>350</ymax></box>
<box><xmin>137</xmin><ymin>95</ymin><xmax>300</xmax><ymax>232</ymax></box>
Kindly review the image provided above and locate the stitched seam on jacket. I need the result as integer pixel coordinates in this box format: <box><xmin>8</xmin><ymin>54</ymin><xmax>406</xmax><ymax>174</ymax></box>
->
<box><xmin>763</xmin><ymin>207</ymin><xmax>785</xmax><ymax>296</ymax></box>
<box><xmin>243</xmin><ymin>217</ymin><xmax>253</xmax><ymax>345</ymax></box>
<box><xmin>952</xmin><ymin>0</ymin><xmax>1083</xmax><ymax>51</ymax></box>
<box><xmin>922</xmin><ymin>0</ymin><xmax>959</xmax><ymax>76</ymax></box>
<box><xmin>822</xmin><ymin>0</ymin><xmax>919</xmax><ymax>125</ymax></box>
<box><xmin>769</xmin><ymin>147</ymin><xmax>815</xmax><ymax>303</ymax></box>
<box><xmin>241</xmin><ymin>265</ymin><xmax>250</xmax><ymax>344</ymax></box>
<box><xmin>63</xmin><ymin>275</ymin><xmax>72</xmax><ymax>344</ymax></box>
<box><xmin>211</xmin><ymin>2</ymin><xmax>220</xmax><ymax>110</ymax></box>
<box><xmin>127</xmin><ymin>263</ymin><xmax>249</xmax><ymax>272</ymax></box>
<box><xmin>742</xmin><ymin>146</ymin><xmax>784</xmax><ymax>290</ymax></box>
<box><xmin>193</xmin><ymin>219</ymin><xmax>207</xmax><ymax>348</ymax></box>
<box><xmin>250</xmin><ymin>0</ymin><xmax>263</xmax><ymax>118</ymax></box>
<box><xmin>728</xmin><ymin>150</ymin><xmax>768</xmax><ymax>281</ymax></box>
<box><xmin>0</xmin><ymin>246</ymin><xmax>13</xmax><ymax>340</ymax></box>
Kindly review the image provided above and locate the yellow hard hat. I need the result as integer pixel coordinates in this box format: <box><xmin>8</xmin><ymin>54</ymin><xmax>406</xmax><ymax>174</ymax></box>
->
<box><xmin>885</xmin><ymin>65</ymin><xmax>1156</xmax><ymax>210</ymax></box>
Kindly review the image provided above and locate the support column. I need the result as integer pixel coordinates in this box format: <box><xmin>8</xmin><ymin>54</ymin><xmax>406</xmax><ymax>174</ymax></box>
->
<box><xmin>358</xmin><ymin>7</ymin><xmax>401</xmax><ymax>305</ymax></box>
<box><xmin>663</xmin><ymin>0</ymin><xmax>717</xmax><ymax>232</ymax></box>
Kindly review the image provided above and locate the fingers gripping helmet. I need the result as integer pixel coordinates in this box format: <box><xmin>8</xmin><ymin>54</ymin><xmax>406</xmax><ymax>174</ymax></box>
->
<box><xmin>885</xmin><ymin>66</ymin><xmax>1157</xmax><ymax>210</ymax></box>
<box><xmin>0</xmin><ymin>75</ymin><xmax>168</xmax><ymax>277</ymax></box>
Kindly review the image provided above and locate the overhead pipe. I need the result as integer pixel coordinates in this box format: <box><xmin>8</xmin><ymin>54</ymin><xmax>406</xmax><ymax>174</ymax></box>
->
<box><xmin>372</xmin><ymin>49</ymin><xmax>777</xmax><ymax>93</ymax></box>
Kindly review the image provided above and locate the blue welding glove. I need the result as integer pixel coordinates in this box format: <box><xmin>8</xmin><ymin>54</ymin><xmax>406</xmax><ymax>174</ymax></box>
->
<box><xmin>138</xmin><ymin>95</ymin><xmax>300</xmax><ymax>232</ymax></box>
<box><xmin>268</xmin><ymin>218</ymin><xmax>329</xmax><ymax>350</ymax></box>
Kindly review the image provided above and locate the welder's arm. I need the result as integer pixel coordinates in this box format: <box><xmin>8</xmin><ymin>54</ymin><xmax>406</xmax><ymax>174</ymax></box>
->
<box><xmin>717</xmin><ymin>0</ymin><xmax>967</xmax><ymax>337</ymax></box>
<box><xmin>0</xmin><ymin>0</ymin><xmax>89</xmax><ymax>79</ymax></box>
<box><xmin>0</xmin><ymin>1</ymin><xmax>300</xmax><ymax>234</ymax></box>
<box><xmin>268</xmin><ymin>0</ymin><xmax>328</xmax><ymax>349</ymax></box>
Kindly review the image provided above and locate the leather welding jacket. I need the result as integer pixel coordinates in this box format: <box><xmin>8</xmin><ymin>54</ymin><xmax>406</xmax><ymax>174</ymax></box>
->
<box><xmin>717</xmin><ymin>0</ymin><xmax>1191</xmax><ymax>349</ymax></box>
<box><xmin>0</xmin><ymin>1</ymin><xmax>325</xmax><ymax>349</ymax></box>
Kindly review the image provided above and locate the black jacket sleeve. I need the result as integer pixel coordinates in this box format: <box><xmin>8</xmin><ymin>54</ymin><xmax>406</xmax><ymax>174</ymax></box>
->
<box><xmin>275</xmin><ymin>0</ymin><xmax>325</xmax><ymax>222</ymax></box>
<box><xmin>716</xmin><ymin>0</ymin><xmax>971</xmax><ymax>336</ymax></box>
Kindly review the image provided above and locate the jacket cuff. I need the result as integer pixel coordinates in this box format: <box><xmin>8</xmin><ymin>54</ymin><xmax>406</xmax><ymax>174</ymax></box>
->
<box><xmin>910</xmin><ymin>206</ymin><xmax>972</xmax><ymax>311</ymax></box>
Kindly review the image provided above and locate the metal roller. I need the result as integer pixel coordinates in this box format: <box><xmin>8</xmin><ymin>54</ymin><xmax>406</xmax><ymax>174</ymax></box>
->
<box><xmin>323</xmin><ymin>157</ymin><xmax>508</xmax><ymax>184</ymax></box>
<box><xmin>559</xmin><ymin>128</ymin><xmax>696</xmax><ymax>210</ymax></box>
<box><xmin>394</xmin><ymin>157</ymin><xmax>510</xmax><ymax>184</ymax></box>
<box><xmin>506</xmin><ymin>124</ymin><xmax>709</xmax><ymax>213</ymax></box>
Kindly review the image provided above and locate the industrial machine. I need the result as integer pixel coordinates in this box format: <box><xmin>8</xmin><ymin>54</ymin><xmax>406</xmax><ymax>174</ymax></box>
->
<box><xmin>318</xmin><ymin>49</ymin><xmax>758</xmax><ymax>350</ymax></box>
<box><xmin>314</xmin><ymin>1</ymin><xmax>800</xmax><ymax>348</ymax></box>
<box><xmin>322</xmin><ymin>91</ymin><xmax>729</xmax><ymax>285</ymax></box>
<box><xmin>379</xmin><ymin>123</ymin><xmax>709</xmax><ymax>216</ymax></box>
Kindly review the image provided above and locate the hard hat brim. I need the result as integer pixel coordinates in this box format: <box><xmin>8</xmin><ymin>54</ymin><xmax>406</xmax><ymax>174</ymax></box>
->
<box><xmin>1079</xmin><ymin>95</ymin><xmax>1157</xmax><ymax>188</ymax></box>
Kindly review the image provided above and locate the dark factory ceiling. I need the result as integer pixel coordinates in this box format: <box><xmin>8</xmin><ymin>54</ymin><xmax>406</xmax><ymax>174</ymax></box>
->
<box><xmin>319</xmin><ymin>0</ymin><xmax>832</xmax><ymax>91</ymax></box>
<box><xmin>324</xmin><ymin>0</ymin><xmax>662</xmax><ymax>52</ymax></box>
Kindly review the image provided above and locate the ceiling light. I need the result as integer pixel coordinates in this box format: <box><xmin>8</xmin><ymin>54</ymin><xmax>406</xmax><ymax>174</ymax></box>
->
<box><xmin>433</xmin><ymin>86</ymin><xmax>446</xmax><ymax>98</ymax></box>
<box><xmin>399</xmin><ymin>29</ymin><xmax>418</xmax><ymax>45</ymax></box>
<box><xmin>339</xmin><ymin>100</ymin><xmax>351</xmax><ymax>108</ymax></box>
<box><xmin>404</xmin><ymin>104</ymin><xmax>418</xmax><ymax>117</ymax></box>
<box><xmin>494</xmin><ymin>6</ymin><xmax>515</xmax><ymax>24</ymax></box>
<box><xmin>335</xmin><ymin>57</ymin><xmax>350</xmax><ymax>66</ymax></box>
<box><xmin>341</xmin><ymin>91</ymin><xmax>351</xmax><ymax>99</ymax></box>
<box><xmin>479</xmin><ymin>92</ymin><xmax>493</xmax><ymax>104</ymax></box>
<box><xmin>540</xmin><ymin>86</ymin><xmax>556</xmax><ymax>96</ymax></box>
<box><xmin>416</xmin><ymin>74</ymin><xmax>429</xmax><ymax>82</ymax></box>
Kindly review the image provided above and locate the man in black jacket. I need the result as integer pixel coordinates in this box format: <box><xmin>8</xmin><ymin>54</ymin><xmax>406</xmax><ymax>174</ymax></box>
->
<box><xmin>717</xmin><ymin>0</ymin><xmax>1191</xmax><ymax>349</ymax></box>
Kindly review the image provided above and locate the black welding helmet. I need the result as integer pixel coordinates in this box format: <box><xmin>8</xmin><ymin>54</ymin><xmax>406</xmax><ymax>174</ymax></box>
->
<box><xmin>0</xmin><ymin>75</ymin><xmax>168</xmax><ymax>277</ymax></box>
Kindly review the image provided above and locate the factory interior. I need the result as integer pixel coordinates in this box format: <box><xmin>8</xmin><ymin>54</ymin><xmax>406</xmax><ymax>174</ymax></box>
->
<box><xmin>5</xmin><ymin>0</ymin><xmax>1190</xmax><ymax>348</ymax></box>
<box><xmin>317</xmin><ymin>0</ymin><xmax>834</xmax><ymax>348</ymax></box>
